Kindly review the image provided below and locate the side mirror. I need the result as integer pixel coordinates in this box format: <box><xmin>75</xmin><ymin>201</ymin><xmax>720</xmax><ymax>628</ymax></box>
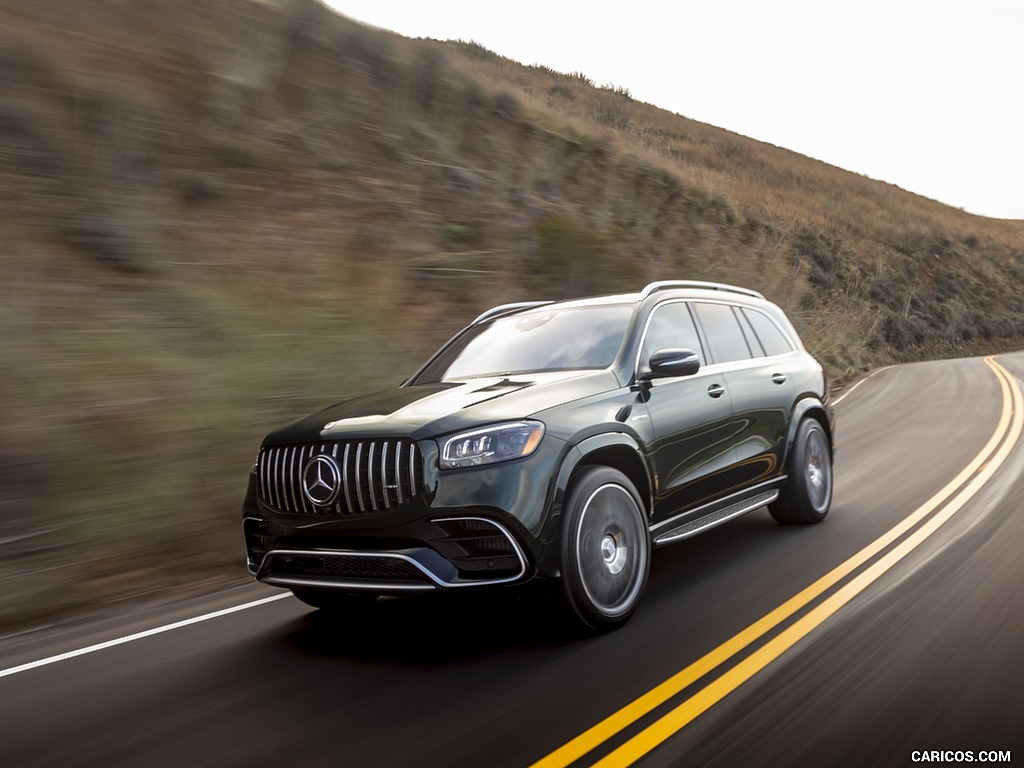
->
<box><xmin>638</xmin><ymin>348</ymin><xmax>701</xmax><ymax>383</ymax></box>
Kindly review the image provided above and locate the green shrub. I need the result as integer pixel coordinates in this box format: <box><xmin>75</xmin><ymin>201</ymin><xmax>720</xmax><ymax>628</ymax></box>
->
<box><xmin>531</xmin><ymin>214</ymin><xmax>639</xmax><ymax>297</ymax></box>
<box><xmin>62</xmin><ymin>209</ymin><xmax>148</xmax><ymax>272</ymax></box>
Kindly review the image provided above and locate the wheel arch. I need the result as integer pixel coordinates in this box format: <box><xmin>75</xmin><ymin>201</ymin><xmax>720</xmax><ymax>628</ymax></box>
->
<box><xmin>786</xmin><ymin>397</ymin><xmax>835</xmax><ymax>466</ymax></box>
<box><xmin>562</xmin><ymin>432</ymin><xmax>653</xmax><ymax>516</ymax></box>
<box><xmin>538</xmin><ymin>432</ymin><xmax>653</xmax><ymax>579</ymax></box>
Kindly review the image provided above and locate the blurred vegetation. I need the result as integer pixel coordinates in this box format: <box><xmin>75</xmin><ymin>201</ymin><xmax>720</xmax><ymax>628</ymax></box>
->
<box><xmin>1</xmin><ymin>0</ymin><xmax>1022</xmax><ymax>629</ymax></box>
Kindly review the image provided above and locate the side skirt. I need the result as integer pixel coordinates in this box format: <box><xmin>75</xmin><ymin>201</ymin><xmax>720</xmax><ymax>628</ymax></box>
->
<box><xmin>651</xmin><ymin>480</ymin><xmax>784</xmax><ymax>547</ymax></box>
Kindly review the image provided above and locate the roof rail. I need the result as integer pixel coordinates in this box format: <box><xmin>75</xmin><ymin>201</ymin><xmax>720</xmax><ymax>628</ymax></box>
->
<box><xmin>639</xmin><ymin>281</ymin><xmax>765</xmax><ymax>300</ymax></box>
<box><xmin>472</xmin><ymin>300</ymin><xmax>554</xmax><ymax>325</ymax></box>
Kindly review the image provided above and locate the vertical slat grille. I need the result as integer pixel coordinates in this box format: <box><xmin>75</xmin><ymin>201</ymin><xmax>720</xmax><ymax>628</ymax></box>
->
<box><xmin>354</xmin><ymin>442</ymin><xmax>366</xmax><ymax>512</ymax></box>
<box><xmin>380</xmin><ymin>441</ymin><xmax>391</xmax><ymax>508</ymax></box>
<box><xmin>367</xmin><ymin>441</ymin><xmax>378</xmax><ymax>511</ymax></box>
<box><xmin>341</xmin><ymin>443</ymin><xmax>353</xmax><ymax>514</ymax></box>
<box><xmin>258</xmin><ymin>439</ymin><xmax>421</xmax><ymax>516</ymax></box>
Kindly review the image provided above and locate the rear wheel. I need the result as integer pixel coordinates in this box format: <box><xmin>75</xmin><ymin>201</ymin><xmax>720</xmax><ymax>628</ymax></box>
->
<box><xmin>770</xmin><ymin>418</ymin><xmax>833</xmax><ymax>524</ymax></box>
<box><xmin>290</xmin><ymin>588</ymin><xmax>379</xmax><ymax>611</ymax></box>
<box><xmin>559</xmin><ymin>466</ymin><xmax>650</xmax><ymax>632</ymax></box>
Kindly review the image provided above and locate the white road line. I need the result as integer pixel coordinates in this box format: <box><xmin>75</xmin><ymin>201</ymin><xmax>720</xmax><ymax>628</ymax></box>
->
<box><xmin>833</xmin><ymin>366</ymin><xmax>891</xmax><ymax>405</ymax></box>
<box><xmin>0</xmin><ymin>593</ymin><xmax>290</xmax><ymax>680</ymax></box>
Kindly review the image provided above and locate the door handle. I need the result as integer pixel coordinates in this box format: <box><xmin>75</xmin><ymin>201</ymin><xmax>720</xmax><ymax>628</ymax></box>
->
<box><xmin>707</xmin><ymin>383</ymin><xmax>725</xmax><ymax>399</ymax></box>
<box><xmin>771</xmin><ymin>373</ymin><xmax>787</xmax><ymax>385</ymax></box>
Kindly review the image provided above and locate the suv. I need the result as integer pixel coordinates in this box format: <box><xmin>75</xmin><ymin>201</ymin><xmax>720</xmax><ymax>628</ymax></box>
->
<box><xmin>242</xmin><ymin>281</ymin><xmax>834</xmax><ymax>631</ymax></box>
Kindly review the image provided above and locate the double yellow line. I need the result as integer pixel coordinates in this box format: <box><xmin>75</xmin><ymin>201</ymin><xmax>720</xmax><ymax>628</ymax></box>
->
<box><xmin>534</xmin><ymin>356</ymin><xmax>1023</xmax><ymax>768</ymax></box>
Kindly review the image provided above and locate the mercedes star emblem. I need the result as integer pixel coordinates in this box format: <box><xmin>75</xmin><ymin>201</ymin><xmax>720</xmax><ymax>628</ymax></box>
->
<box><xmin>302</xmin><ymin>454</ymin><xmax>342</xmax><ymax>507</ymax></box>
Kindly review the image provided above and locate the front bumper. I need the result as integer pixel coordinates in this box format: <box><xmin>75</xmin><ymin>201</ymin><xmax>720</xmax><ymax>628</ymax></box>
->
<box><xmin>241</xmin><ymin>434</ymin><xmax>571</xmax><ymax>594</ymax></box>
<box><xmin>245</xmin><ymin>515</ymin><xmax>529</xmax><ymax>593</ymax></box>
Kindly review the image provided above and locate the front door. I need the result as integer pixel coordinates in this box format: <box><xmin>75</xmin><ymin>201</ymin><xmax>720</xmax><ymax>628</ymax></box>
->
<box><xmin>637</xmin><ymin>301</ymin><xmax>737</xmax><ymax>524</ymax></box>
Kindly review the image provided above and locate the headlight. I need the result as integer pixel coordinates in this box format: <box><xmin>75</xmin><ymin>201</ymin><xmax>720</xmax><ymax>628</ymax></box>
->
<box><xmin>439</xmin><ymin>421</ymin><xmax>545</xmax><ymax>469</ymax></box>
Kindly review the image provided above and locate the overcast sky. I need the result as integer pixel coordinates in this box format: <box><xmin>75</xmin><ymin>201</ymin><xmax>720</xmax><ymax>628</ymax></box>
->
<box><xmin>323</xmin><ymin>1</ymin><xmax>1022</xmax><ymax>221</ymax></box>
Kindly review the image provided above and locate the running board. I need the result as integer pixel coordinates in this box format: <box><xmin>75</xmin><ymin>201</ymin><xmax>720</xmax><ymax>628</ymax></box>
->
<box><xmin>652</xmin><ymin>490</ymin><xmax>779</xmax><ymax>546</ymax></box>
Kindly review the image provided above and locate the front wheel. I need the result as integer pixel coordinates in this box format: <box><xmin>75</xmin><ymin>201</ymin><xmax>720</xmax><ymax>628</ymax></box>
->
<box><xmin>770</xmin><ymin>418</ymin><xmax>833</xmax><ymax>524</ymax></box>
<box><xmin>559</xmin><ymin>466</ymin><xmax>650</xmax><ymax>633</ymax></box>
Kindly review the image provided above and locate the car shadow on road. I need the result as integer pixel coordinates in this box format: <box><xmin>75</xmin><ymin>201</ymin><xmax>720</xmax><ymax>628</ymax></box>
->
<box><xmin>273</xmin><ymin>584</ymin><xmax>577</xmax><ymax>663</ymax></box>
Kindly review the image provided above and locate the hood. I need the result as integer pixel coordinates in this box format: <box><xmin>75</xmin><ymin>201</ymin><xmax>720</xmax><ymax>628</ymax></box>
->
<box><xmin>265</xmin><ymin>369</ymin><xmax>621</xmax><ymax>444</ymax></box>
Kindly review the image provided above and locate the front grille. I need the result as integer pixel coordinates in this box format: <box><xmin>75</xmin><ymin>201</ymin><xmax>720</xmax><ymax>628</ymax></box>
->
<box><xmin>258</xmin><ymin>438</ymin><xmax>422</xmax><ymax>516</ymax></box>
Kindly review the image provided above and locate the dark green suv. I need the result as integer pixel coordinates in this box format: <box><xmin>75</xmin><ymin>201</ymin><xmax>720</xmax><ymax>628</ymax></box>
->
<box><xmin>242</xmin><ymin>281</ymin><xmax>834</xmax><ymax>631</ymax></box>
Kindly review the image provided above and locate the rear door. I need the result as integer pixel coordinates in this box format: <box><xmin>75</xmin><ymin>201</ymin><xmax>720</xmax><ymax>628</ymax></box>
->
<box><xmin>692</xmin><ymin>302</ymin><xmax>795</xmax><ymax>490</ymax></box>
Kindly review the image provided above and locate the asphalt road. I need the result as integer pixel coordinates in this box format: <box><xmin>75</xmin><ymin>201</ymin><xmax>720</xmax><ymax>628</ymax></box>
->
<box><xmin>2</xmin><ymin>353</ymin><xmax>1023</xmax><ymax>768</ymax></box>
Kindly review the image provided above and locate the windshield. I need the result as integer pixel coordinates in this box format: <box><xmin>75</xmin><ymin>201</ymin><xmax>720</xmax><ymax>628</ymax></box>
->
<box><xmin>415</xmin><ymin>305</ymin><xmax>632</xmax><ymax>383</ymax></box>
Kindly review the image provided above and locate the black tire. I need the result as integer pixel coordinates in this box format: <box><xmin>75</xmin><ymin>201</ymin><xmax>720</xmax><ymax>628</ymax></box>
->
<box><xmin>290</xmin><ymin>588</ymin><xmax>379</xmax><ymax>611</ymax></box>
<box><xmin>558</xmin><ymin>466</ymin><xmax>650</xmax><ymax>632</ymax></box>
<box><xmin>770</xmin><ymin>418</ymin><xmax>833</xmax><ymax>524</ymax></box>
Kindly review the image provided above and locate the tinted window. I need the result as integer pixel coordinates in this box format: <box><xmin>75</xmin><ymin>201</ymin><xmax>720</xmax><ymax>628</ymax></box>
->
<box><xmin>642</xmin><ymin>302</ymin><xmax>705</xmax><ymax>366</ymax></box>
<box><xmin>694</xmin><ymin>303</ymin><xmax>751</xmax><ymax>364</ymax></box>
<box><xmin>743</xmin><ymin>308</ymin><xmax>795</xmax><ymax>357</ymax></box>
<box><xmin>421</xmin><ymin>305</ymin><xmax>632</xmax><ymax>382</ymax></box>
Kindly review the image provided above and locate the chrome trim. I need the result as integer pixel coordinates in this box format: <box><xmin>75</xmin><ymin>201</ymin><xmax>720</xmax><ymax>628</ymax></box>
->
<box><xmin>408</xmin><ymin>442</ymin><xmax>417</xmax><ymax>494</ymax></box>
<box><xmin>329</xmin><ymin>443</ymin><xmax>341</xmax><ymax>514</ymax></box>
<box><xmin>698</xmin><ymin>353</ymin><xmax>800</xmax><ymax>377</ymax></box>
<box><xmin>380</xmin><ymin>440</ymin><xmax>391</xmax><ymax>507</ymax></box>
<box><xmin>257</xmin><ymin>517</ymin><xmax>529</xmax><ymax>591</ymax></box>
<box><xmin>430</xmin><ymin>516</ymin><xmax>530</xmax><ymax>585</ymax></box>
<box><xmin>367</xmin><ymin>441</ymin><xmax>378</xmax><ymax>511</ymax></box>
<box><xmin>341</xmin><ymin>442</ymin><xmax>353</xmax><ymax>513</ymax></box>
<box><xmin>634</xmin><ymin>299</ymin><xmax>703</xmax><ymax>376</ymax></box>
<box><xmin>301</xmin><ymin>452</ymin><xmax>342</xmax><ymax>509</ymax></box>
<box><xmin>266</xmin><ymin>575</ymin><xmax>436</xmax><ymax>592</ymax></box>
<box><xmin>640</xmin><ymin>281</ymin><xmax>765</xmax><ymax>300</ymax></box>
<box><xmin>394</xmin><ymin>441</ymin><xmax>403</xmax><ymax>505</ymax></box>
<box><xmin>472</xmin><ymin>300</ymin><xmax>554</xmax><ymax>325</ymax></box>
<box><xmin>260</xmin><ymin>550</ymin><xmax>439</xmax><ymax>592</ymax></box>
<box><xmin>354</xmin><ymin>442</ymin><xmax>365</xmax><ymax>512</ymax></box>
<box><xmin>272</xmin><ymin>449</ymin><xmax>280</xmax><ymax>509</ymax></box>
<box><xmin>651</xmin><ymin>481</ymin><xmax>783</xmax><ymax>546</ymax></box>
<box><xmin>634</xmin><ymin>298</ymin><xmax>800</xmax><ymax>379</ymax></box>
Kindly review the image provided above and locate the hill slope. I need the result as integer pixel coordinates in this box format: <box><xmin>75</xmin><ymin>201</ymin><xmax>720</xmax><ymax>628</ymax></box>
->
<box><xmin>1</xmin><ymin>0</ymin><xmax>1022</xmax><ymax>628</ymax></box>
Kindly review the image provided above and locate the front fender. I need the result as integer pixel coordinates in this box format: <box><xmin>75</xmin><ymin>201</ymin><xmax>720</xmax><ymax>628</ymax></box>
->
<box><xmin>536</xmin><ymin>431</ymin><xmax>653</xmax><ymax>577</ymax></box>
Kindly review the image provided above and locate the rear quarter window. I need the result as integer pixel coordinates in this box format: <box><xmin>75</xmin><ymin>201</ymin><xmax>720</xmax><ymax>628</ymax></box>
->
<box><xmin>742</xmin><ymin>308</ymin><xmax>795</xmax><ymax>357</ymax></box>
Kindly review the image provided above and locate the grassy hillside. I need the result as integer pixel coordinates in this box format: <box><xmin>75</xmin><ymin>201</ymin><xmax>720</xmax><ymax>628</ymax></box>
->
<box><xmin>2</xmin><ymin>0</ymin><xmax>1022</xmax><ymax>628</ymax></box>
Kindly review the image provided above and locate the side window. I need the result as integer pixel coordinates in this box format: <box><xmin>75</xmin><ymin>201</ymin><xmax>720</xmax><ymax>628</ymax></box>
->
<box><xmin>742</xmin><ymin>308</ymin><xmax>795</xmax><ymax>357</ymax></box>
<box><xmin>693</xmin><ymin>303</ymin><xmax>752</xmax><ymax>364</ymax></box>
<box><xmin>642</xmin><ymin>302</ymin><xmax>705</xmax><ymax>366</ymax></box>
